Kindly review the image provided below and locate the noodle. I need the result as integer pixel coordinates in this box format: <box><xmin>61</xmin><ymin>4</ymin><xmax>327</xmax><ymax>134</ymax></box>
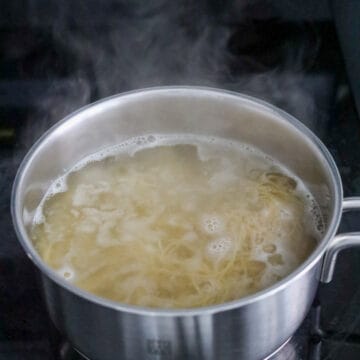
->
<box><xmin>31</xmin><ymin>135</ymin><xmax>322</xmax><ymax>308</ymax></box>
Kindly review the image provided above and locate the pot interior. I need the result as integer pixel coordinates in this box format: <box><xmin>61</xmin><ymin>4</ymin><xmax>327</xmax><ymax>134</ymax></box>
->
<box><xmin>16</xmin><ymin>88</ymin><xmax>340</xmax><ymax>252</ymax></box>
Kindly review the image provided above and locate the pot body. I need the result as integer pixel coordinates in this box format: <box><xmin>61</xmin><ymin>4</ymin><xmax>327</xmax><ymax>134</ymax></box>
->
<box><xmin>12</xmin><ymin>87</ymin><xmax>343</xmax><ymax>360</ymax></box>
<box><xmin>42</xmin><ymin>263</ymin><xmax>319</xmax><ymax>360</ymax></box>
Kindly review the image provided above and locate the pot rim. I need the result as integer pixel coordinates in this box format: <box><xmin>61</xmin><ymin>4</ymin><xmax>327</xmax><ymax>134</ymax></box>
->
<box><xmin>11</xmin><ymin>86</ymin><xmax>343</xmax><ymax>317</ymax></box>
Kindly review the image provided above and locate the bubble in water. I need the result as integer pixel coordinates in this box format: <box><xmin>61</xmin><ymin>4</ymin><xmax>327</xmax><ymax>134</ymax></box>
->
<box><xmin>147</xmin><ymin>135</ymin><xmax>156</xmax><ymax>143</ymax></box>
<box><xmin>207</xmin><ymin>237</ymin><xmax>232</xmax><ymax>258</ymax></box>
<box><xmin>307</xmin><ymin>199</ymin><xmax>325</xmax><ymax>237</ymax></box>
<box><xmin>49</xmin><ymin>177</ymin><xmax>68</xmax><ymax>195</ymax></box>
<box><xmin>201</xmin><ymin>215</ymin><xmax>224</xmax><ymax>234</ymax></box>
<box><xmin>135</xmin><ymin>136</ymin><xmax>145</xmax><ymax>145</ymax></box>
<box><xmin>57</xmin><ymin>265</ymin><xmax>75</xmax><ymax>281</ymax></box>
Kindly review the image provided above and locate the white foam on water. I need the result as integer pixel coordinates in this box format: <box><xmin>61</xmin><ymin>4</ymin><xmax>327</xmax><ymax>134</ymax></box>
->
<box><xmin>30</xmin><ymin>132</ymin><xmax>328</xmax><ymax>308</ymax></box>
<box><xmin>32</xmin><ymin>133</ymin><xmax>325</xmax><ymax>254</ymax></box>
<box><xmin>56</xmin><ymin>264</ymin><xmax>76</xmax><ymax>282</ymax></box>
<box><xmin>201</xmin><ymin>214</ymin><xmax>225</xmax><ymax>235</ymax></box>
<box><xmin>32</xmin><ymin>176</ymin><xmax>68</xmax><ymax>225</ymax></box>
<box><xmin>33</xmin><ymin>207</ymin><xmax>45</xmax><ymax>225</ymax></box>
<box><xmin>206</xmin><ymin>237</ymin><xmax>233</xmax><ymax>259</ymax></box>
<box><xmin>295</xmin><ymin>182</ymin><xmax>325</xmax><ymax>240</ymax></box>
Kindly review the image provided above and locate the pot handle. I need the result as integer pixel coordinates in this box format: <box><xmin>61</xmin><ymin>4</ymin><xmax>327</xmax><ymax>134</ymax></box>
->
<box><xmin>320</xmin><ymin>197</ymin><xmax>360</xmax><ymax>283</ymax></box>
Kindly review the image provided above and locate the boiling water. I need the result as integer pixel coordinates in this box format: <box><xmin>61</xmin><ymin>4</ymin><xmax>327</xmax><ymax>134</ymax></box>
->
<box><xmin>31</xmin><ymin>135</ymin><xmax>323</xmax><ymax>308</ymax></box>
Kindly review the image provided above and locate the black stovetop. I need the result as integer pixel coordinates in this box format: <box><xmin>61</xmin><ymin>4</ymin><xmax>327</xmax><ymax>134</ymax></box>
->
<box><xmin>1</xmin><ymin>2</ymin><xmax>360</xmax><ymax>359</ymax></box>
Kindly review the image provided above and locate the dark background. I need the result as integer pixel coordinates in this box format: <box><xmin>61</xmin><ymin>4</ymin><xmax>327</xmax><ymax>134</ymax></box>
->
<box><xmin>1</xmin><ymin>1</ymin><xmax>360</xmax><ymax>359</ymax></box>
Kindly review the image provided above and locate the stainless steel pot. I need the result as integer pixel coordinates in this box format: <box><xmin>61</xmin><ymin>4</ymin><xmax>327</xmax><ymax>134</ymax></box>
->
<box><xmin>11</xmin><ymin>87</ymin><xmax>360</xmax><ymax>360</ymax></box>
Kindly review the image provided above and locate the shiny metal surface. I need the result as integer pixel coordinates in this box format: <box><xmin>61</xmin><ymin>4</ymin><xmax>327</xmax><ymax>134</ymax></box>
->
<box><xmin>341</xmin><ymin>196</ymin><xmax>360</xmax><ymax>211</ymax></box>
<box><xmin>320</xmin><ymin>197</ymin><xmax>360</xmax><ymax>283</ymax></box>
<box><xmin>42</xmin><ymin>271</ymin><xmax>318</xmax><ymax>360</ymax></box>
<box><xmin>10</xmin><ymin>87</ymin><xmax>359</xmax><ymax>360</ymax></box>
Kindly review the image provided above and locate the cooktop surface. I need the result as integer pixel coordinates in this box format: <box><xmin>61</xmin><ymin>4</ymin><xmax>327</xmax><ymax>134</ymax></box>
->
<box><xmin>1</xmin><ymin>1</ymin><xmax>360</xmax><ymax>359</ymax></box>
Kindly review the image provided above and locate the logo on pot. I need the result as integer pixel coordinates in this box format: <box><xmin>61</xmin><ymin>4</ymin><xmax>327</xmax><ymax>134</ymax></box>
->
<box><xmin>147</xmin><ymin>339</ymin><xmax>172</xmax><ymax>359</ymax></box>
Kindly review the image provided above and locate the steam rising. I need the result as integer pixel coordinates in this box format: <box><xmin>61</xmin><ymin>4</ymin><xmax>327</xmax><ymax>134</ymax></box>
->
<box><xmin>53</xmin><ymin>2</ymin><xmax>231</xmax><ymax>93</ymax></box>
<box><xmin>24</xmin><ymin>1</ymin><xmax>324</xmax><ymax>146</ymax></box>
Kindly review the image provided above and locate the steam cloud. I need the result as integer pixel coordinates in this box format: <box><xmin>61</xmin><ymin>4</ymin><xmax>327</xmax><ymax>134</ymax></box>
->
<box><xmin>26</xmin><ymin>0</ymin><xmax>326</xmax><ymax>146</ymax></box>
